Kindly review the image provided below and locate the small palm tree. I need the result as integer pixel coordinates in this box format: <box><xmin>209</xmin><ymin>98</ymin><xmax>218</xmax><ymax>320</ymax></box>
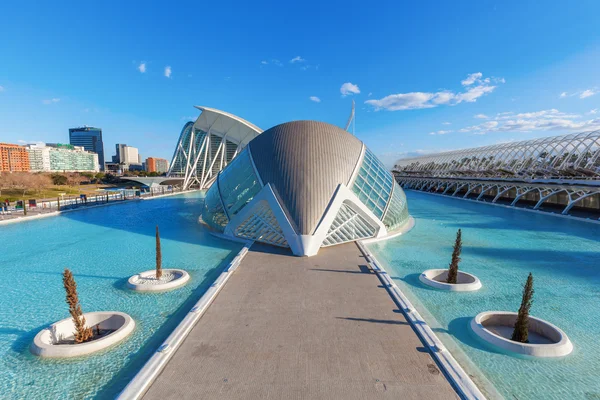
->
<box><xmin>446</xmin><ymin>229</ymin><xmax>462</xmax><ymax>284</ymax></box>
<box><xmin>512</xmin><ymin>273</ymin><xmax>534</xmax><ymax>343</ymax></box>
<box><xmin>155</xmin><ymin>225</ymin><xmax>162</xmax><ymax>279</ymax></box>
<box><xmin>63</xmin><ymin>269</ymin><xmax>93</xmax><ymax>343</ymax></box>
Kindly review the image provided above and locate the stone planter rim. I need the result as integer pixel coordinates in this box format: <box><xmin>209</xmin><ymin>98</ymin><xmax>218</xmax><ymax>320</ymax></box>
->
<box><xmin>419</xmin><ymin>268</ymin><xmax>482</xmax><ymax>291</ymax></box>
<box><xmin>127</xmin><ymin>268</ymin><xmax>190</xmax><ymax>292</ymax></box>
<box><xmin>470</xmin><ymin>311</ymin><xmax>573</xmax><ymax>358</ymax></box>
<box><xmin>31</xmin><ymin>311</ymin><xmax>135</xmax><ymax>358</ymax></box>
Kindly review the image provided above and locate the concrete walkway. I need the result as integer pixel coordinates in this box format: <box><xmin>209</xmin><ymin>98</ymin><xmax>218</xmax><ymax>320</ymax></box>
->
<box><xmin>143</xmin><ymin>243</ymin><xmax>458</xmax><ymax>400</ymax></box>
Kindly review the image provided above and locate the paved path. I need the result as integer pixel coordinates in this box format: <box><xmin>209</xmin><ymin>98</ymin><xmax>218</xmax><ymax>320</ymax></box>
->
<box><xmin>144</xmin><ymin>242</ymin><xmax>458</xmax><ymax>400</ymax></box>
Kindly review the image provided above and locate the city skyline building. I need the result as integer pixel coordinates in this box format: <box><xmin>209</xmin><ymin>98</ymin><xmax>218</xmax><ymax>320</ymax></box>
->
<box><xmin>0</xmin><ymin>143</ymin><xmax>30</xmax><ymax>172</ymax></box>
<box><xmin>145</xmin><ymin>157</ymin><xmax>169</xmax><ymax>174</ymax></box>
<box><xmin>26</xmin><ymin>143</ymin><xmax>99</xmax><ymax>172</ymax></box>
<box><xmin>112</xmin><ymin>143</ymin><xmax>142</xmax><ymax>171</ymax></box>
<box><xmin>68</xmin><ymin>126</ymin><xmax>105</xmax><ymax>170</ymax></box>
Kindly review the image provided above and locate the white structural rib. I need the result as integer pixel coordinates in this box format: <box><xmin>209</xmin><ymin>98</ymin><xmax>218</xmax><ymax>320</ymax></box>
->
<box><xmin>344</xmin><ymin>99</ymin><xmax>355</xmax><ymax>133</ymax></box>
<box><xmin>167</xmin><ymin>107</ymin><xmax>263</xmax><ymax>189</ymax></box>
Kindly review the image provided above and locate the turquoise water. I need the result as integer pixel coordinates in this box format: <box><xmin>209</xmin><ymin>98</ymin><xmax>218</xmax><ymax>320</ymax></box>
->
<box><xmin>368</xmin><ymin>191</ymin><xmax>600</xmax><ymax>399</ymax></box>
<box><xmin>0</xmin><ymin>192</ymin><xmax>242</xmax><ymax>399</ymax></box>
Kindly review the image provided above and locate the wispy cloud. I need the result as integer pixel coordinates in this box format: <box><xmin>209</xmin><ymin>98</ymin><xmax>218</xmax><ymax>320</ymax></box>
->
<box><xmin>474</xmin><ymin>114</ymin><xmax>489</xmax><ymax>119</ymax></box>
<box><xmin>138</xmin><ymin>62</ymin><xmax>146</xmax><ymax>73</ymax></box>
<box><xmin>290</xmin><ymin>56</ymin><xmax>305</xmax><ymax>63</ymax></box>
<box><xmin>454</xmin><ymin>109</ymin><xmax>600</xmax><ymax>135</ymax></box>
<box><xmin>429</xmin><ymin>130</ymin><xmax>453</xmax><ymax>135</ymax></box>
<box><xmin>340</xmin><ymin>82</ymin><xmax>360</xmax><ymax>97</ymax></box>
<box><xmin>461</xmin><ymin>72</ymin><xmax>482</xmax><ymax>86</ymax></box>
<box><xmin>589</xmin><ymin>109</ymin><xmax>598</xmax><ymax>115</ymax></box>
<box><xmin>560</xmin><ymin>92</ymin><xmax>567</xmax><ymax>98</ymax></box>
<box><xmin>261</xmin><ymin>59</ymin><xmax>282</xmax><ymax>67</ymax></box>
<box><xmin>42</xmin><ymin>98</ymin><xmax>60</xmax><ymax>105</ymax></box>
<box><xmin>164</xmin><ymin>66</ymin><xmax>172</xmax><ymax>78</ymax></box>
<box><xmin>442</xmin><ymin>121</ymin><xmax>451</xmax><ymax>125</ymax></box>
<box><xmin>365</xmin><ymin>73</ymin><xmax>502</xmax><ymax>111</ymax></box>
<box><xmin>309</xmin><ymin>96</ymin><xmax>321</xmax><ymax>103</ymax></box>
<box><xmin>580</xmin><ymin>89</ymin><xmax>596</xmax><ymax>99</ymax></box>
<box><xmin>261</xmin><ymin>60</ymin><xmax>268</xmax><ymax>65</ymax></box>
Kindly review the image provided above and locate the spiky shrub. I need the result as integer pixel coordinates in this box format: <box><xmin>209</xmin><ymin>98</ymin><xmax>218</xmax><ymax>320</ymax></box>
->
<box><xmin>155</xmin><ymin>225</ymin><xmax>162</xmax><ymax>279</ymax></box>
<box><xmin>446</xmin><ymin>229</ymin><xmax>462</xmax><ymax>284</ymax></box>
<box><xmin>62</xmin><ymin>269</ymin><xmax>93</xmax><ymax>343</ymax></box>
<box><xmin>512</xmin><ymin>273</ymin><xmax>534</xmax><ymax>343</ymax></box>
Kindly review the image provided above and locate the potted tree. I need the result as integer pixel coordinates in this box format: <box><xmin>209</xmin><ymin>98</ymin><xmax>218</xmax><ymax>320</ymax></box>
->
<box><xmin>470</xmin><ymin>273</ymin><xmax>573</xmax><ymax>358</ymax></box>
<box><xmin>127</xmin><ymin>225</ymin><xmax>189</xmax><ymax>292</ymax></box>
<box><xmin>30</xmin><ymin>269</ymin><xmax>135</xmax><ymax>358</ymax></box>
<box><xmin>419</xmin><ymin>229</ymin><xmax>481</xmax><ymax>291</ymax></box>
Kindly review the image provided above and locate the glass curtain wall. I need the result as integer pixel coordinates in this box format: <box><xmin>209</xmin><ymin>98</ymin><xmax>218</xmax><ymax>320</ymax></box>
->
<box><xmin>351</xmin><ymin>148</ymin><xmax>394</xmax><ymax>218</ymax></box>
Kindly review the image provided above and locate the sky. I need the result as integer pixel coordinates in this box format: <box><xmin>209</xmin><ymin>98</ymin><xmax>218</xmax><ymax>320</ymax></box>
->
<box><xmin>1</xmin><ymin>1</ymin><xmax>599</xmax><ymax>167</ymax></box>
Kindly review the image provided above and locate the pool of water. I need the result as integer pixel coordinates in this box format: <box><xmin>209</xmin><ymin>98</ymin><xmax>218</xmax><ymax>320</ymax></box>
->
<box><xmin>368</xmin><ymin>190</ymin><xmax>600</xmax><ymax>400</ymax></box>
<box><xmin>0</xmin><ymin>192</ymin><xmax>242</xmax><ymax>399</ymax></box>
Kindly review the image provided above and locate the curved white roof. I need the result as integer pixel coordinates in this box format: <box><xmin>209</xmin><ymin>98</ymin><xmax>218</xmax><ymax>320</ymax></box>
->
<box><xmin>193</xmin><ymin>106</ymin><xmax>263</xmax><ymax>146</ymax></box>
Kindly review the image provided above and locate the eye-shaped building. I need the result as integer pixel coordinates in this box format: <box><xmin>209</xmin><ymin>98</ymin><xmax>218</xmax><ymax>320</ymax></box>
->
<box><xmin>201</xmin><ymin>120</ymin><xmax>411</xmax><ymax>256</ymax></box>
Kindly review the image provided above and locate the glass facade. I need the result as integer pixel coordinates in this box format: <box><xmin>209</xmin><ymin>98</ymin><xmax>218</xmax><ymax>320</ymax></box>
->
<box><xmin>351</xmin><ymin>148</ymin><xmax>394</xmax><ymax>218</ymax></box>
<box><xmin>201</xmin><ymin>147</ymin><xmax>262</xmax><ymax>232</ymax></box>
<box><xmin>69</xmin><ymin>127</ymin><xmax>105</xmax><ymax>170</ymax></box>
<box><xmin>217</xmin><ymin>148</ymin><xmax>262</xmax><ymax>218</ymax></box>
<box><xmin>382</xmin><ymin>182</ymin><xmax>410</xmax><ymax>231</ymax></box>
<box><xmin>202</xmin><ymin>183</ymin><xmax>229</xmax><ymax>231</ymax></box>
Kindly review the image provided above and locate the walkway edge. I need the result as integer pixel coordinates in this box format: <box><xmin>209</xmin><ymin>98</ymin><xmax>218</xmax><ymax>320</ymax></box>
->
<box><xmin>356</xmin><ymin>241</ymin><xmax>486</xmax><ymax>400</ymax></box>
<box><xmin>117</xmin><ymin>242</ymin><xmax>253</xmax><ymax>400</ymax></box>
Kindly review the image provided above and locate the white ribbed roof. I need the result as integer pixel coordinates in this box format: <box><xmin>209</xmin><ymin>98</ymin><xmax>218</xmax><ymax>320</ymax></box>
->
<box><xmin>193</xmin><ymin>106</ymin><xmax>262</xmax><ymax>146</ymax></box>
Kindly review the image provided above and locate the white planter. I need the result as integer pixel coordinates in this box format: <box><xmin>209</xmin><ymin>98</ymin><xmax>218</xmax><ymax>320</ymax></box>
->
<box><xmin>470</xmin><ymin>311</ymin><xmax>573</xmax><ymax>358</ymax></box>
<box><xmin>419</xmin><ymin>269</ymin><xmax>482</xmax><ymax>291</ymax></box>
<box><xmin>31</xmin><ymin>311</ymin><xmax>135</xmax><ymax>358</ymax></box>
<box><xmin>127</xmin><ymin>269</ymin><xmax>190</xmax><ymax>292</ymax></box>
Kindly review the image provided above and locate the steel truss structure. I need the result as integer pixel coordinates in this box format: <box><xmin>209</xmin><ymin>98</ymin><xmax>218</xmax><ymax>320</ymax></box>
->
<box><xmin>395</xmin><ymin>176</ymin><xmax>600</xmax><ymax>217</ymax></box>
<box><xmin>394</xmin><ymin>130</ymin><xmax>600</xmax><ymax>180</ymax></box>
<box><xmin>167</xmin><ymin>106</ymin><xmax>263</xmax><ymax>189</ymax></box>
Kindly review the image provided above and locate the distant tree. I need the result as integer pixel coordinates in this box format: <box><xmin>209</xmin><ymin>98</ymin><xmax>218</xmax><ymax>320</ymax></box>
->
<box><xmin>512</xmin><ymin>273</ymin><xmax>534</xmax><ymax>343</ymax></box>
<box><xmin>155</xmin><ymin>225</ymin><xmax>162</xmax><ymax>279</ymax></box>
<box><xmin>63</xmin><ymin>269</ymin><xmax>93</xmax><ymax>343</ymax></box>
<box><xmin>51</xmin><ymin>173</ymin><xmax>68</xmax><ymax>186</ymax></box>
<box><xmin>446</xmin><ymin>229</ymin><xmax>462</xmax><ymax>284</ymax></box>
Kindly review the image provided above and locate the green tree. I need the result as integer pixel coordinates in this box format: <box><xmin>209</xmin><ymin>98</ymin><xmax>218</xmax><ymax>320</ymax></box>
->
<box><xmin>446</xmin><ymin>229</ymin><xmax>462</xmax><ymax>284</ymax></box>
<box><xmin>51</xmin><ymin>173</ymin><xmax>68</xmax><ymax>186</ymax></box>
<box><xmin>512</xmin><ymin>273</ymin><xmax>534</xmax><ymax>343</ymax></box>
<box><xmin>155</xmin><ymin>225</ymin><xmax>162</xmax><ymax>279</ymax></box>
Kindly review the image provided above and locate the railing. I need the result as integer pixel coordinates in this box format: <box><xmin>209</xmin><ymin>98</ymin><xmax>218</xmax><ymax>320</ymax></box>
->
<box><xmin>0</xmin><ymin>186</ymin><xmax>187</xmax><ymax>218</ymax></box>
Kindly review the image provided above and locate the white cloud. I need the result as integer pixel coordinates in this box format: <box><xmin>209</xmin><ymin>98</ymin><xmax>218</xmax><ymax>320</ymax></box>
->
<box><xmin>309</xmin><ymin>96</ymin><xmax>321</xmax><ymax>103</ymax></box>
<box><xmin>164</xmin><ymin>66</ymin><xmax>172</xmax><ymax>78</ymax></box>
<box><xmin>340</xmin><ymin>82</ymin><xmax>360</xmax><ymax>97</ymax></box>
<box><xmin>580</xmin><ymin>89</ymin><xmax>596</xmax><ymax>99</ymax></box>
<box><xmin>461</xmin><ymin>72</ymin><xmax>482</xmax><ymax>86</ymax></box>
<box><xmin>366</xmin><ymin>73</ymin><xmax>501</xmax><ymax>111</ymax></box>
<box><xmin>474</xmin><ymin>114</ymin><xmax>489</xmax><ymax>119</ymax></box>
<box><xmin>42</xmin><ymin>98</ymin><xmax>60</xmax><ymax>105</ymax></box>
<box><xmin>138</xmin><ymin>62</ymin><xmax>146</xmax><ymax>73</ymax></box>
<box><xmin>429</xmin><ymin>130</ymin><xmax>453</xmax><ymax>135</ymax></box>
<box><xmin>560</xmin><ymin>92</ymin><xmax>567</xmax><ymax>98</ymax></box>
<box><xmin>261</xmin><ymin>60</ymin><xmax>268</xmax><ymax>65</ymax></box>
<box><xmin>453</xmin><ymin>108</ymin><xmax>600</xmax><ymax>135</ymax></box>
<box><xmin>368</xmin><ymin>92</ymin><xmax>373</xmax><ymax>97</ymax></box>
<box><xmin>290</xmin><ymin>56</ymin><xmax>305</xmax><ymax>63</ymax></box>
<box><xmin>442</xmin><ymin>122</ymin><xmax>451</xmax><ymax>125</ymax></box>
<box><xmin>589</xmin><ymin>109</ymin><xmax>598</xmax><ymax>115</ymax></box>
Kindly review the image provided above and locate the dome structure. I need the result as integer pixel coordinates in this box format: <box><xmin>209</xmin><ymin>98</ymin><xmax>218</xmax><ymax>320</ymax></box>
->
<box><xmin>201</xmin><ymin>120</ymin><xmax>411</xmax><ymax>256</ymax></box>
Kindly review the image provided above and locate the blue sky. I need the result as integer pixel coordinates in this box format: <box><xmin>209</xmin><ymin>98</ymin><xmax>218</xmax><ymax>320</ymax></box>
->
<box><xmin>1</xmin><ymin>1</ymin><xmax>599</xmax><ymax>167</ymax></box>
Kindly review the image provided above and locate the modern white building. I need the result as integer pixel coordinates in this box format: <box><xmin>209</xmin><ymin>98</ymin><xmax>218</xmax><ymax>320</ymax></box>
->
<box><xmin>201</xmin><ymin>120</ymin><xmax>411</xmax><ymax>257</ymax></box>
<box><xmin>26</xmin><ymin>143</ymin><xmax>99</xmax><ymax>172</ymax></box>
<box><xmin>113</xmin><ymin>144</ymin><xmax>142</xmax><ymax>170</ymax></box>
<box><xmin>168</xmin><ymin>106</ymin><xmax>262</xmax><ymax>189</ymax></box>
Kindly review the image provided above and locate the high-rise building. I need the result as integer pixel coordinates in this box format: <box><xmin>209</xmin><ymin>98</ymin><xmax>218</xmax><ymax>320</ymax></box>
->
<box><xmin>145</xmin><ymin>157</ymin><xmax>169</xmax><ymax>173</ymax></box>
<box><xmin>112</xmin><ymin>144</ymin><xmax>142</xmax><ymax>171</ymax></box>
<box><xmin>0</xmin><ymin>143</ymin><xmax>30</xmax><ymax>172</ymax></box>
<box><xmin>69</xmin><ymin>126</ymin><xmax>105</xmax><ymax>170</ymax></box>
<box><xmin>26</xmin><ymin>143</ymin><xmax>99</xmax><ymax>172</ymax></box>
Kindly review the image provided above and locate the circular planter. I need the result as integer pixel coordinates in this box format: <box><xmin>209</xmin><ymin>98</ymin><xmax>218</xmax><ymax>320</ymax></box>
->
<box><xmin>419</xmin><ymin>269</ymin><xmax>482</xmax><ymax>291</ymax></box>
<box><xmin>470</xmin><ymin>311</ymin><xmax>573</xmax><ymax>358</ymax></box>
<box><xmin>127</xmin><ymin>269</ymin><xmax>190</xmax><ymax>292</ymax></box>
<box><xmin>31</xmin><ymin>311</ymin><xmax>135</xmax><ymax>358</ymax></box>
